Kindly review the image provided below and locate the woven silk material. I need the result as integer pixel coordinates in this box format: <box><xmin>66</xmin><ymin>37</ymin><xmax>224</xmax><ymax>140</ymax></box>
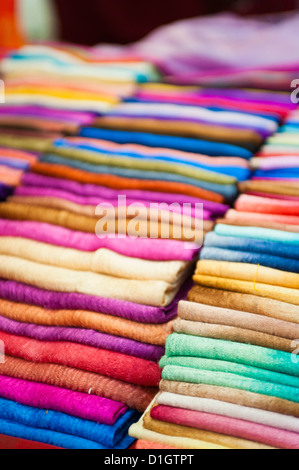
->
<box><xmin>173</xmin><ymin>318</ymin><xmax>294</xmax><ymax>353</ymax></box>
<box><xmin>143</xmin><ymin>410</ymin><xmax>272</xmax><ymax>449</ymax></box>
<box><xmin>0</xmin><ymin>279</ymin><xmax>187</xmax><ymax>324</ymax></box>
<box><xmin>160</xmin><ymin>380</ymin><xmax>299</xmax><ymax>418</ymax></box>
<box><xmin>165</xmin><ymin>334</ymin><xmax>299</xmax><ymax>378</ymax></box>
<box><xmin>131</xmin><ymin>440</ymin><xmax>178</xmax><ymax>449</ymax></box>
<box><xmin>21</xmin><ymin>172</ymin><xmax>229</xmax><ymax>215</ymax></box>
<box><xmin>157</xmin><ymin>392</ymin><xmax>299</xmax><ymax>433</ymax></box>
<box><xmin>195</xmin><ymin>260</ymin><xmax>299</xmax><ymax>290</ymax></box>
<box><xmin>151</xmin><ymin>405</ymin><xmax>298</xmax><ymax>449</ymax></box>
<box><xmin>48</xmin><ymin>141</ymin><xmax>237</xmax><ymax>185</ymax></box>
<box><xmin>187</xmin><ymin>286</ymin><xmax>299</xmax><ymax>324</ymax></box>
<box><xmin>102</xmin><ymin>102</ymin><xmax>274</xmax><ymax>131</ymax></box>
<box><xmin>0</xmin><ymin>419</ymin><xmax>134</xmax><ymax>449</ymax></box>
<box><xmin>39</xmin><ymin>153</ymin><xmax>237</xmax><ymax>200</ymax></box>
<box><xmin>0</xmin><ymin>397</ymin><xmax>138</xmax><ymax>447</ymax></box>
<box><xmin>0</xmin><ymin>236</ymin><xmax>191</xmax><ymax>283</ymax></box>
<box><xmin>162</xmin><ymin>366</ymin><xmax>299</xmax><ymax>403</ymax></box>
<box><xmin>0</xmin><ymin>298</ymin><xmax>173</xmax><ymax>346</ymax></box>
<box><xmin>0</xmin><ymin>201</ymin><xmax>206</xmax><ymax>244</ymax></box>
<box><xmin>239</xmin><ymin>180</ymin><xmax>299</xmax><ymax>198</ymax></box>
<box><xmin>0</xmin><ymin>374</ymin><xmax>127</xmax><ymax>424</ymax></box>
<box><xmin>178</xmin><ymin>301</ymin><xmax>299</xmax><ymax>340</ymax></box>
<box><xmin>0</xmin><ymin>254</ymin><xmax>180</xmax><ymax>307</ymax></box>
<box><xmin>160</xmin><ymin>356</ymin><xmax>299</xmax><ymax>388</ymax></box>
<box><xmin>215</xmin><ymin>223</ymin><xmax>299</xmax><ymax>244</ymax></box>
<box><xmin>94</xmin><ymin>116</ymin><xmax>262</xmax><ymax>148</ymax></box>
<box><xmin>205</xmin><ymin>232</ymin><xmax>299</xmax><ymax>260</ymax></box>
<box><xmin>200</xmin><ymin>247</ymin><xmax>299</xmax><ymax>274</ymax></box>
<box><xmin>0</xmin><ymin>314</ymin><xmax>165</xmax><ymax>361</ymax></box>
<box><xmin>0</xmin><ymin>331</ymin><xmax>161</xmax><ymax>386</ymax></box>
<box><xmin>193</xmin><ymin>274</ymin><xmax>299</xmax><ymax>306</ymax></box>
<box><xmin>0</xmin><ymin>356</ymin><xmax>155</xmax><ymax>412</ymax></box>
<box><xmin>217</xmin><ymin>217</ymin><xmax>299</xmax><ymax>233</ymax></box>
<box><xmin>129</xmin><ymin>405</ymin><xmax>228</xmax><ymax>449</ymax></box>
<box><xmin>0</xmin><ymin>218</ymin><xmax>200</xmax><ymax>261</ymax></box>
<box><xmin>236</xmin><ymin>194</ymin><xmax>299</xmax><ymax>216</ymax></box>
<box><xmin>30</xmin><ymin>161</ymin><xmax>225</xmax><ymax>202</ymax></box>
<box><xmin>225</xmin><ymin>209</ymin><xmax>299</xmax><ymax>226</ymax></box>
<box><xmin>79</xmin><ymin>127</ymin><xmax>252</xmax><ymax>159</ymax></box>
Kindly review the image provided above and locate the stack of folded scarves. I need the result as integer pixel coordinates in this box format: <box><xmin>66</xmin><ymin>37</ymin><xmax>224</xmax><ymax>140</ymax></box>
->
<box><xmin>129</xmin><ymin>98</ymin><xmax>299</xmax><ymax>449</ymax></box>
<box><xmin>0</xmin><ymin>43</ymin><xmax>159</xmax><ymax>149</ymax></box>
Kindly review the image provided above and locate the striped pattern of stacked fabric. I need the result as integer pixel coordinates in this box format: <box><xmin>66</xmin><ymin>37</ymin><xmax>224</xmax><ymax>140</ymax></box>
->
<box><xmin>129</xmin><ymin>94</ymin><xmax>299</xmax><ymax>449</ymax></box>
<box><xmin>0</xmin><ymin>148</ymin><xmax>38</xmax><ymax>201</ymax></box>
<box><xmin>0</xmin><ymin>44</ymin><xmax>174</xmax><ymax>449</ymax></box>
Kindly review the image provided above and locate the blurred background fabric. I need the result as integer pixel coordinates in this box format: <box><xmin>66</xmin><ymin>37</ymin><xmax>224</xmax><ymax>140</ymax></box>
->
<box><xmin>52</xmin><ymin>0</ymin><xmax>297</xmax><ymax>45</ymax></box>
<box><xmin>1</xmin><ymin>0</ymin><xmax>297</xmax><ymax>46</ymax></box>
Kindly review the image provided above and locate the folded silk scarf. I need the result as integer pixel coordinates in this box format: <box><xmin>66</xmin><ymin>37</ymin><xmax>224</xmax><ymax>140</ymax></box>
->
<box><xmin>157</xmin><ymin>392</ymin><xmax>299</xmax><ymax>434</ymax></box>
<box><xmin>165</xmin><ymin>334</ymin><xmax>299</xmax><ymax>378</ymax></box>
<box><xmin>41</xmin><ymin>150</ymin><xmax>235</xmax><ymax>187</ymax></box>
<box><xmin>0</xmin><ymin>218</ymin><xmax>200</xmax><ymax>262</ymax></box>
<box><xmin>0</xmin><ymin>419</ymin><xmax>133</xmax><ymax>450</ymax></box>
<box><xmin>0</xmin><ymin>279</ymin><xmax>187</xmax><ymax>324</ymax></box>
<box><xmin>0</xmin><ymin>254</ymin><xmax>180</xmax><ymax>307</ymax></box>
<box><xmin>0</xmin><ymin>314</ymin><xmax>165</xmax><ymax>361</ymax></box>
<box><xmin>160</xmin><ymin>356</ymin><xmax>299</xmax><ymax>389</ymax></box>
<box><xmin>143</xmin><ymin>410</ymin><xmax>271</xmax><ymax>449</ymax></box>
<box><xmin>205</xmin><ymin>232</ymin><xmax>299</xmax><ymax>260</ymax></box>
<box><xmin>47</xmin><ymin>143</ymin><xmax>237</xmax><ymax>184</ymax></box>
<box><xmin>162</xmin><ymin>366</ymin><xmax>299</xmax><ymax>403</ymax></box>
<box><xmin>31</xmin><ymin>161</ymin><xmax>225</xmax><ymax>202</ymax></box>
<box><xmin>178</xmin><ymin>301</ymin><xmax>299</xmax><ymax>340</ymax></box>
<box><xmin>200</xmin><ymin>247</ymin><xmax>299</xmax><ymax>274</ymax></box>
<box><xmin>0</xmin><ymin>331</ymin><xmax>161</xmax><ymax>386</ymax></box>
<box><xmin>173</xmin><ymin>318</ymin><xmax>294</xmax><ymax>353</ymax></box>
<box><xmin>159</xmin><ymin>381</ymin><xmax>299</xmax><ymax>418</ymax></box>
<box><xmin>131</xmin><ymin>440</ymin><xmax>178</xmax><ymax>450</ymax></box>
<box><xmin>217</xmin><ymin>218</ymin><xmax>299</xmax><ymax>233</ymax></box>
<box><xmin>215</xmin><ymin>224</ymin><xmax>299</xmax><ymax>245</ymax></box>
<box><xmin>223</xmin><ymin>209</ymin><xmax>299</xmax><ymax>226</ymax></box>
<box><xmin>0</xmin><ymin>356</ymin><xmax>155</xmax><ymax>412</ymax></box>
<box><xmin>239</xmin><ymin>180</ymin><xmax>299</xmax><ymax>198</ymax></box>
<box><xmin>0</xmin><ymin>397</ymin><xmax>138</xmax><ymax>447</ymax></box>
<box><xmin>5</xmin><ymin>196</ymin><xmax>211</xmax><ymax>242</ymax></box>
<box><xmin>236</xmin><ymin>194</ymin><xmax>299</xmax><ymax>216</ymax></box>
<box><xmin>193</xmin><ymin>274</ymin><xmax>299</xmax><ymax>306</ymax></box>
<box><xmin>0</xmin><ymin>374</ymin><xmax>126</xmax><ymax>424</ymax></box>
<box><xmin>0</xmin><ymin>298</ymin><xmax>173</xmax><ymax>346</ymax></box>
<box><xmin>151</xmin><ymin>405</ymin><xmax>297</xmax><ymax>449</ymax></box>
<box><xmin>129</xmin><ymin>405</ymin><xmax>227</xmax><ymax>449</ymax></box>
<box><xmin>79</xmin><ymin>127</ymin><xmax>252</xmax><ymax>159</ymax></box>
<box><xmin>21</xmin><ymin>171</ymin><xmax>229</xmax><ymax>216</ymax></box>
<box><xmin>0</xmin><ymin>236</ymin><xmax>191</xmax><ymax>283</ymax></box>
<box><xmin>39</xmin><ymin>154</ymin><xmax>237</xmax><ymax>200</ymax></box>
<box><xmin>195</xmin><ymin>260</ymin><xmax>299</xmax><ymax>290</ymax></box>
<box><xmin>0</xmin><ymin>202</ymin><xmax>205</xmax><ymax>244</ymax></box>
<box><xmin>93</xmin><ymin>116</ymin><xmax>262</xmax><ymax>149</ymax></box>
<box><xmin>187</xmin><ymin>286</ymin><xmax>299</xmax><ymax>325</ymax></box>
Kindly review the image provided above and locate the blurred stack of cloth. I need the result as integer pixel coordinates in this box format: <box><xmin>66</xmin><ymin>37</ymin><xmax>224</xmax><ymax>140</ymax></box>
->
<box><xmin>130</xmin><ymin>100</ymin><xmax>299</xmax><ymax>449</ymax></box>
<box><xmin>0</xmin><ymin>43</ymin><xmax>297</xmax><ymax>449</ymax></box>
<box><xmin>0</xmin><ymin>148</ymin><xmax>38</xmax><ymax>201</ymax></box>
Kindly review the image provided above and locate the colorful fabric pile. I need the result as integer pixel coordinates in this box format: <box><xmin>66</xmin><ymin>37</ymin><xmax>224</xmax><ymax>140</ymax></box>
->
<box><xmin>131</xmin><ymin>99</ymin><xmax>299</xmax><ymax>449</ymax></box>
<box><xmin>0</xmin><ymin>39</ymin><xmax>298</xmax><ymax>449</ymax></box>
